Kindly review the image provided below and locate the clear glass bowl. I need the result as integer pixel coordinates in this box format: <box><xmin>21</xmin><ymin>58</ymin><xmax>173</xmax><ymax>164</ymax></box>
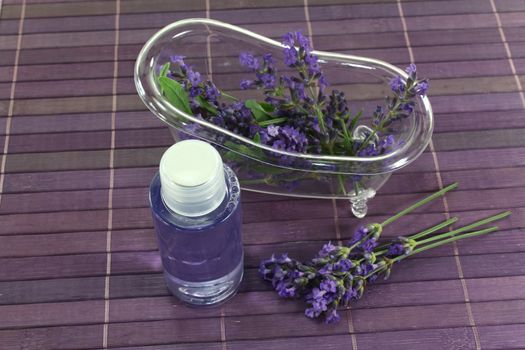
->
<box><xmin>134</xmin><ymin>18</ymin><xmax>433</xmax><ymax>217</ymax></box>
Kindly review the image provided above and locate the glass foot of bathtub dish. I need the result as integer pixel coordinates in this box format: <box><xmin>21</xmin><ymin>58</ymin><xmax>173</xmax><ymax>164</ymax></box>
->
<box><xmin>349</xmin><ymin>188</ymin><xmax>376</xmax><ymax>218</ymax></box>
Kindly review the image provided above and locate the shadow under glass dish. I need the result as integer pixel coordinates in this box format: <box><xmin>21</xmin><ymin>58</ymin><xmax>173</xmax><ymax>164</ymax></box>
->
<box><xmin>134</xmin><ymin>18</ymin><xmax>433</xmax><ymax>218</ymax></box>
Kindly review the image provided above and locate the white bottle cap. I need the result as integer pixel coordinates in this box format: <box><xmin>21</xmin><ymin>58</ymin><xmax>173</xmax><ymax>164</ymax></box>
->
<box><xmin>159</xmin><ymin>140</ymin><xmax>227</xmax><ymax>217</ymax></box>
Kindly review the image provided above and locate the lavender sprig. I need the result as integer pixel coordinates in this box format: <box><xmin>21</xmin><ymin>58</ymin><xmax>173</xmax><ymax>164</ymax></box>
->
<box><xmin>259</xmin><ymin>183</ymin><xmax>512</xmax><ymax>324</ymax></box>
<box><xmin>160</xmin><ymin>31</ymin><xmax>428</xmax><ymax>160</ymax></box>
<box><xmin>158</xmin><ymin>31</ymin><xmax>431</xmax><ymax>196</ymax></box>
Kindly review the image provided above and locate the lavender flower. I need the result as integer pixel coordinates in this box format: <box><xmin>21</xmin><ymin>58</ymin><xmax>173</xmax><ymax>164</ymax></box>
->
<box><xmin>258</xmin><ymin>184</ymin><xmax>511</xmax><ymax>325</ymax></box>
<box><xmin>170</xmin><ymin>55</ymin><xmax>185</xmax><ymax>64</ymax></box>
<box><xmin>406</xmin><ymin>63</ymin><xmax>417</xmax><ymax>76</ymax></box>
<box><xmin>240</xmin><ymin>79</ymin><xmax>253</xmax><ymax>90</ymax></box>
<box><xmin>276</xmin><ymin>280</ymin><xmax>297</xmax><ymax>297</ymax></box>
<box><xmin>386</xmin><ymin>242</ymin><xmax>405</xmax><ymax>257</ymax></box>
<box><xmin>204</xmin><ymin>82</ymin><xmax>220</xmax><ymax>101</ymax></box>
<box><xmin>334</xmin><ymin>259</ymin><xmax>353</xmax><ymax>272</ymax></box>
<box><xmin>282</xmin><ymin>32</ymin><xmax>295</xmax><ymax>47</ymax></box>
<box><xmin>349</xmin><ymin>226</ymin><xmax>369</xmax><ymax>245</ymax></box>
<box><xmin>415</xmin><ymin>81</ymin><xmax>429</xmax><ymax>95</ymax></box>
<box><xmin>284</xmin><ymin>47</ymin><xmax>298</xmax><ymax>66</ymax></box>
<box><xmin>258</xmin><ymin>72</ymin><xmax>276</xmax><ymax>89</ymax></box>
<box><xmin>187</xmin><ymin>69</ymin><xmax>201</xmax><ymax>86</ymax></box>
<box><xmin>318</xmin><ymin>241</ymin><xmax>337</xmax><ymax>258</ymax></box>
<box><xmin>320</xmin><ymin>278</ymin><xmax>338</xmax><ymax>293</ymax></box>
<box><xmin>389</xmin><ymin>76</ymin><xmax>405</xmax><ymax>93</ymax></box>
<box><xmin>239</xmin><ymin>52</ymin><xmax>260</xmax><ymax>70</ymax></box>
<box><xmin>262</xmin><ymin>125</ymin><xmax>308</xmax><ymax>153</ymax></box>
<box><xmin>267</xmin><ymin>124</ymin><xmax>280</xmax><ymax>137</ymax></box>
<box><xmin>212</xmin><ymin>101</ymin><xmax>256</xmax><ymax>138</ymax></box>
<box><xmin>324</xmin><ymin>308</ymin><xmax>341</xmax><ymax>324</ymax></box>
<box><xmin>282</xmin><ymin>31</ymin><xmax>310</xmax><ymax>51</ymax></box>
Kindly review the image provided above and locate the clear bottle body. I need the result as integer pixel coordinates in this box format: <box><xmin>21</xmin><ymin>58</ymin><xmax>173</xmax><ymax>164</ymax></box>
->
<box><xmin>149</xmin><ymin>165</ymin><xmax>243</xmax><ymax>306</ymax></box>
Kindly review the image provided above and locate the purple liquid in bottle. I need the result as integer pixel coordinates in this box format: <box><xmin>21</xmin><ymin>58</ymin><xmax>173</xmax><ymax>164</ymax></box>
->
<box><xmin>149</xmin><ymin>140</ymin><xmax>243</xmax><ymax>306</ymax></box>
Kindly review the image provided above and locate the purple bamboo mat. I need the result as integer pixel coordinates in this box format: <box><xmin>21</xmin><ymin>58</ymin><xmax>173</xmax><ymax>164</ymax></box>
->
<box><xmin>1</xmin><ymin>0</ymin><xmax>525</xmax><ymax>349</ymax></box>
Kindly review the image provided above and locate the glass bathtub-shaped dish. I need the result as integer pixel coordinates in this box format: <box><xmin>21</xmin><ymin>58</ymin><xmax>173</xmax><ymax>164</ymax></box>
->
<box><xmin>134</xmin><ymin>18</ymin><xmax>433</xmax><ymax>218</ymax></box>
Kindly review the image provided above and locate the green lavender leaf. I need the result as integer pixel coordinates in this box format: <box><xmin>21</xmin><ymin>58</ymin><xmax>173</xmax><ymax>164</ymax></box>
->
<box><xmin>159</xmin><ymin>62</ymin><xmax>170</xmax><ymax>79</ymax></box>
<box><xmin>250</xmin><ymin>164</ymin><xmax>292</xmax><ymax>175</ymax></box>
<box><xmin>245</xmin><ymin>99</ymin><xmax>273</xmax><ymax>122</ymax></box>
<box><xmin>224</xmin><ymin>141</ymin><xmax>264</xmax><ymax>159</ymax></box>
<box><xmin>253</xmin><ymin>132</ymin><xmax>261</xmax><ymax>144</ymax></box>
<box><xmin>223</xmin><ymin>150</ymin><xmax>244</xmax><ymax>163</ymax></box>
<box><xmin>259</xmin><ymin>102</ymin><xmax>275</xmax><ymax>113</ymax></box>
<box><xmin>339</xmin><ymin>119</ymin><xmax>352</xmax><ymax>152</ymax></box>
<box><xmin>195</xmin><ymin>96</ymin><xmax>218</xmax><ymax>115</ymax></box>
<box><xmin>258</xmin><ymin>117</ymin><xmax>287</xmax><ymax>127</ymax></box>
<box><xmin>348</xmin><ymin>110</ymin><xmax>363</xmax><ymax>135</ymax></box>
<box><xmin>158</xmin><ymin>76</ymin><xmax>192</xmax><ymax>115</ymax></box>
<box><xmin>221</xmin><ymin>91</ymin><xmax>238</xmax><ymax>101</ymax></box>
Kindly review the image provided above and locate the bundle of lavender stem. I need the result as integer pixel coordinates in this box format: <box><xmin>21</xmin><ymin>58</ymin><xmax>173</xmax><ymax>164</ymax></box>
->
<box><xmin>259</xmin><ymin>183</ymin><xmax>512</xmax><ymax>323</ymax></box>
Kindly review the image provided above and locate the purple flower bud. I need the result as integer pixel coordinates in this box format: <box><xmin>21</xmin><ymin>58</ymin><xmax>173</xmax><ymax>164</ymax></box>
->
<box><xmin>334</xmin><ymin>259</ymin><xmax>353</xmax><ymax>272</ymax></box>
<box><xmin>187</xmin><ymin>69</ymin><xmax>201</xmax><ymax>86</ymax></box>
<box><xmin>283</xmin><ymin>47</ymin><xmax>298</xmax><ymax>66</ymax></box>
<box><xmin>319</xmin><ymin>75</ymin><xmax>329</xmax><ymax>92</ymax></box>
<box><xmin>360</xmin><ymin>238</ymin><xmax>378</xmax><ymax>253</ymax></box>
<box><xmin>401</xmin><ymin>103</ymin><xmax>414</xmax><ymax>114</ymax></box>
<box><xmin>262</xmin><ymin>53</ymin><xmax>274</xmax><ymax>65</ymax></box>
<box><xmin>342</xmin><ymin>288</ymin><xmax>358</xmax><ymax>304</ymax></box>
<box><xmin>324</xmin><ymin>308</ymin><xmax>340</xmax><ymax>324</ymax></box>
<box><xmin>205</xmin><ymin>84</ymin><xmax>220</xmax><ymax>101</ymax></box>
<box><xmin>296</xmin><ymin>31</ymin><xmax>311</xmax><ymax>52</ymax></box>
<box><xmin>386</xmin><ymin>242</ymin><xmax>405</xmax><ymax>257</ymax></box>
<box><xmin>358</xmin><ymin>262</ymin><xmax>377</xmax><ymax>276</ymax></box>
<box><xmin>259</xmin><ymin>73</ymin><xmax>276</xmax><ymax>89</ymax></box>
<box><xmin>240</xmin><ymin>79</ymin><xmax>253</xmax><ymax>90</ymax></box>
<box><xmin>349</xmin><ymin>226</ymin><xmax>369</xmax><ymax>246</ymax></box>
<box><xmin>320</xmin><ymin>278</ymin><xmax>338</xmax><ymax>293</ymax></box>
<box><xmin>239</xmin><ymin>52</ymin><xmax>260</xmax><ymax>70</ymax></box>
<box><xmin>318</xmin><ymin>241</ymin><xmax>337</xmax><ymax>258</ymax></box>
<box><xmin>276</xmin><ymin>280</ymin><xmax>296</xmax><ymax>298</ymax></box>
<box><xmin>357</xmin><ymin>143</ymin><xmax>380</xmax><ymax>157</ymax></box>
<box><xmin>267</xmin><ymin>125</ymin><xmax>280</xmax><ymax>137</ymax></box>
<box><xmin>189</xmin><ymin>87</ymin><xmax>202</xmax><ymax>98</ymax></box>
<box><xmin>294</xmin><ymin>83</ymin><xmax>307</xmax><ymax>100</ymax></box>
<box><xmin>305</xmin><ymin>308</ymin><xmax>317</xmax><ymax>319</ymax></box>
<box><xmin>282</xmin><ymin>32</ymin><xmax>295</xmax><ymax>47</ymax></box>
<box><xmin>405</xmin><ymin>63</ymin><xmax>417</xmax><ymax>75</ymax></box>
<box><xmin>275</xmin><ymin>253</ymin><xmax>292</xmax><ymax>264</ymax></box>
<box><xmin>379</xmin><ymin>135</ymin><xmax>395</xmax><ymax>149</ymax></box>
<box><xmin>415</xmin><ymin>80</ymin><xmax>429</xmax><ymax>96</ymax></box>
<box><xmin>170</xmin><ymin>55</ymin><xmax>185</xmax><ymax>64</ymax></box>
<box><xmin>389</xmin><ymin>76</ymin><xmax>405</xmax><ymax>93</ymax></box>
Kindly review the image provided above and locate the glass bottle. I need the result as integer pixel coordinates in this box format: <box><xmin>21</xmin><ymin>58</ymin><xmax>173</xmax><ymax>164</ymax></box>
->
<box><xmin>149</xmin><ymin>140</ymin><xmax>243</xmax><ymax>306</ymax></box>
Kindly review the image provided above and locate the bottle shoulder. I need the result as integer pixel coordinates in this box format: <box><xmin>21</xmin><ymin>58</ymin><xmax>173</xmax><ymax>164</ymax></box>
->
<box><xmin>150</xmin><ymin>165</ymin><xmax>241</xmax><ymax>230</ymax></box>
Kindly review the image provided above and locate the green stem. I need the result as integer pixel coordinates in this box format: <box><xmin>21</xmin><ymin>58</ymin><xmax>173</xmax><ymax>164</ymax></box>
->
<box><xmin>414</xmin><ymin>211</ymin><xmax>511</xmax><ymax>246</ymax></box>
<box><xmin>380</xmin><ymin>183</ymin><xmax>458</xmax><ymax>227</ymax></box>
<box><xmin>339</xmin><ymin>119</ymin><xmax>352</xmax><ymax>152</ymax></box>
<box><xmin>367</xmin><ymin>226</ymin><xmax>500</xmax><ymax>279</ymax></box>
<box><xmin>393</xmin><ymin>226</ymin><xmax>499</xmax><ymax>263</ymax></box>
<box><xmin>355</xmin><ymin>128</ymin><xmax>379</xmax><ymax>155</ymax></box>
<box><xmin>239</xmin><ymin>178</ymin><xmax>271</xmax><ymax>185</ymax></box>
<box><xmin>337</xmin><ymin>174</ymin><xmax>348</xmax><ymax>196</ymax></box>
<box><xmin>408</xmin><ymin>217</ymin><xmax>459</xmax><ymax>240</ymax></box>
<box><xmin>354</xmin><ymin>181</ymin><xmax>361</xmax><ymax>196</ymax></box>
<box><xmin>375</xmin><ymin>217</ymin><xmax>458</xmax><ymax>252</ymax></box>
<box><xmin>355</xmin><ymin>96</ymin><xmax>409</xmax><ymax>155</ymax></box>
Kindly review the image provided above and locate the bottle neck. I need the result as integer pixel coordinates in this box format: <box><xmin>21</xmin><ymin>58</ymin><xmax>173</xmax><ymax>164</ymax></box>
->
<box><xmin>159</xmin><ymin>140</ymin><xmax>228</xmax><ymax>217</ymax></box>
<box><xmin>160</xmin><ymin>169</ymin><xmax>227</xmax><ymax>217</ymax></box>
